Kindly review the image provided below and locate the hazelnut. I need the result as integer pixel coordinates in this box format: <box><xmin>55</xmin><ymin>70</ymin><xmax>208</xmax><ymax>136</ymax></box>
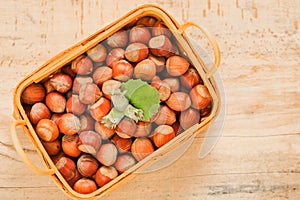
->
<box><xmin>153</xmin><ymin>105</ymin><xmax>176</xmax><ymax>126</ymax></box>
<box><xmin>166</xmin><ymin>92</ymin><xmax>191</xmax><ymax>112</ymax></box>
<box><xmin>115</xmin><ymin>117</ymin><xmax>137</xmax><ymax>139</ymax></box>
<box><xmin>79</xmin><ymin>114</ymin><xmax>95</xmax><ymax>132</ymax></box>
<box><xmin>95</xmin><ymin>166</ymin><xmax>118</xmax><ymax>187</ymax></box>
<box><xmin>134</xmin><ymin>59</ymin><xmax>156</xmax><ymax>81</ymax></box>
<box><xmin>149</xmin><ymin>35</ymin><xmax>173</xmax><ymax>57</ymax></box>
<box><xmin>43</xmin><ymin>80</ymin><xmax>55</xmax><ymax>93</ymax></box>
<box><xmin>51</xmin><ymin>151</ymin><xmax>67</xmax><ymax>165</ymax></box>
<box><xmin>125</xmin><ymin>43</ymin><xmax>148</xmax><ymax>63</ymax></box>
<box><xmin>114</xmin><ymin>154</ymin><xmax>136</xmax><ymax>173</ymax></box>
<box><xmin>62</xmin><ymin>134</ymin><xmax>81</xmax><ymax>157</ymax></box>
<box><xmin>61</xmin><ymin>65</ymin><xmax>77</xmax><ymax>78</ymax></box>
<box><xmin>77</xmin><ymin>154</ymin><xmax>99</xmax><ymax>177</ymax></box>
<box><xmin>51</xmin><ymin>113</ymin><xmax>64</xmax><ymax>125</ymax></box>
<box><xmin>106</xmin><ymin>48</ymin><xmax>125</xmax><ymax>67</ymax></box>
<box><xmin>73</xmin><ymin>178</ymin><xmax>98</xmax><ymax>194</ymax></box>
<box><xmin>42</xmin><ymin>139</ymin><xmax>61</xmax><ymax>156</ymax></box>
<box><xmin>94</xmin><ymin>122</ymin><xmax>115</xmax><ymax>140</ymax></box>
<box><xmin>136</xmin><ymin>16</ymin><xmax>157</xmax><ymax>27</ymax></box>
<box><xmin>152</xmin><ymin>125</ymin><xmax>175</xmax><ymax>148</ymax></box>
<box><xmin>96</xmin><ymin>143</ymin><xmax>118</xmax><ymax>166</ymax></box>
<box><xmin>55</xmin><ymin>156</ymin><xmax>77</xmax><ymax>181</ymax></box>
<box><xmin>92</xmin><ymin>66</ymin><xmax>112</xmax><ymax>86</ymax></box>
<box><xmin>129</xmin><ymin>25</ymin><xmax>151</xmax><ymax>44</ymax></box>
<box><xmin>36</xmin><ymin>119</ymin><xmax>59</xmax><ymax>142</ymax></box>
<box><xmin>189</xmin><ymin>84</ymin><xmax>211</xmax><ymax>110</ymax></box>
<box><xmin>49</xmin><ymin>73</ymin><xmax>73</xmax><ymax>93</ymax></box>
<box><xmin>78</xmin><ymin>131</ymin><xmax>102</xmax><ymax>154</ymax></box>
<box><xmin>180</xmin><ymin>67</ymin><xmax>202</xmax><ymax>89</ymax></box>
<box><xmin>45</xmin><ymin>91</ymin><xmax>66</xmax><ymax>113</ymax></box>
<box><xmin>111</xmin><ymin>134</ymin><xmax>132</xmax><ymax>153</ymax></box>
<box><xmin>151</xmin><ymin>80</ymin><xmax>171</xmax><ymax>102</ymax></box>
<box><xmin>79</xmin><ymin>82</ymin><xmax>102</xmax><ymax>105</ymax></box>
<box><xmin>72</xmin><ymin>76</ymin><xmax>93</xmax><ymax>94</ymax></box>
<box><xmin>166</xmin><ymin>55</ymin><xmax>190</xmax><ymax>76</ymax></box>
<box><xmin>67</xmin><ymin>169</ymin><xmax>81</xmax><ymax>188</ymax></box>
<box><xmin>148</xmin><ymin>55</ymin><xmax>165</xmax><ymax>73</ymax></box>
<box><xmin>71</xmin><ymin>55</ymin><xmax>93</xmax><ymax>75</ymax></box>
<box><xmin>102</xmin><ymin>80</ymin><xmax>122</xmax><ymax>100</ymax></box>
<box><xmin>163</xmin><ymin>78</ymin><xmax>180</xmax><ymax>92</ymax></box>
<box><xmin>29</xmin><ymin>102</ymin><xmax>51</xmax><ymax>124</ymax></box>
<box><xmin>89</xmin><ymin>97</ymin><xmax>111</xmax><ymax>121</ymax></box>
<box><xmin>180</xmin><ymin>108</ymin><xmax>201</xmax><ymax>130</ymax></box>
<box><xmin>58</xmin><ymin>113</ymin><xmax>81</xmax><ymax>135</ymax></box>
<box><xmin>106</xmin><ymin>30</ymin><xmax>128</xmax><ymax>48</ymax></box>
<box><xmin>152</xmin><ymin>21</ymin><xmax>172</xmax><ymax>37</ymax></box>
<box><xmin>66</xmin><ymin>95</ymin><xmax>86</xmax><ymax>116</ymax></box>
<box><xmin>86</xmin><ymin>43</ymin><xmax>107</xmax><ymax>62</ymax></box>
<box><xmin>21</xmin><ymin>83</ymin><xmax>45</xmax><ymax>105</ymax></box>
<box><xmin>134</xmin><ymin>121</ymin><xmax>152</xmax><ymax>137</ymax></box>
<box><xmin>131</xmin><ymin>138</ymin><xmax>154</xmax><ymax>161</ymax></box>
<box><xmin>111</xmin><ymin>59</ymin><xmax>133</xmax><ymax>82</ymax></box>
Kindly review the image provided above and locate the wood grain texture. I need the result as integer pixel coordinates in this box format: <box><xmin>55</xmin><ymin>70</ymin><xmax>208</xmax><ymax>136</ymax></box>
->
<box><xmin>0</xmin><ymin>0</ymin><xmax>299</xmax><ymax>199</ymax></box>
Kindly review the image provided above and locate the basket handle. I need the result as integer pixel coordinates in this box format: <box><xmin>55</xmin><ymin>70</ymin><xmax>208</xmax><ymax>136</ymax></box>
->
<box><xmin>178</xmin><ymin>22</ymin><xmax>221</xmax><ymax>78</ymax></box>
<box><xmin>11</xmin><ymin>119</ymin><xmax>55</xmax><ymax>175</ymax></box>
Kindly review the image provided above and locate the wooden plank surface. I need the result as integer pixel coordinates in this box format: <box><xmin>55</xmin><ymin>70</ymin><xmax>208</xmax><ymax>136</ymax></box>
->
<box><xmin>0</xmin><ymin>0</ymin><xmax>299</xmax><ymax>199</ymax></box>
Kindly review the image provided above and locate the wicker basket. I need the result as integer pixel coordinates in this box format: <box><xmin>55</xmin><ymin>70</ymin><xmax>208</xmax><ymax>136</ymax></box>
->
<box><xmin>11</xmin><ymin>4</ymin><xmax>221</xmax><ymax>200</ymax></box>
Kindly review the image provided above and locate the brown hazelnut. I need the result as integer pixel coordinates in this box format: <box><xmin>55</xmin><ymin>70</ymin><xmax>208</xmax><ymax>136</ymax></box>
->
<box><xmin>153</xmin><ymin>105</ymin><xmax>176</xmax><ymax>125</ymax></box>
<box><xmin>189</xmin><ymin>84</ymin><xmax>211</xmax><ymax>110</ymax></box>
<box><xmin>78</xmin><ymin>131</ymin><xmax>102</xmax><ymax>154</ymax></box>
<box><xmin>92</xmin><ymin>66</ymin><xmax>112</xmax><ymax>86</ymax></box>
<box><xmin>71</xmin><ymin>55</ymin><xmax>93</xmax><ymax>75</ymax></box>
<box><xmin>114</xmin><ymin>154</ymin><xmax>136</xmax><ymax>173</ymax></box>
<box><xmin>36</xmin><ymin>119</ymin><xmax>59</xmax><ymax>142</ymax></box>
<box><xmin>166</xmin><ymin>92</ymin><xmax>191</xmax><ymax>112</ymax></box>
<box><xmin>95</xmin><ymin>166</ymin><xmax>118</xmax><ymax>187</ymax></box>
<box><xmin>73</xmin><ymin>178</ymin><xmax>97</xmax><ymax>194</ymax></box>
<box><xmin>89</xmin><ymin>97</ymin><xmax>111</xmax><ymax>121</ymax></box>
<box><xmin>21</xmin><ymin>83</ymin><xmax>45</xmax><ymax>105</ymax></box>
<box><xmin>166</xmin><ymin>55</ymin><xmax>190</xmax><ymax>76</ymax></box>
<box><xmin>72</xmin><ymin>76</ymin><xmax>93</xmax><ymax>94</ymax></box>
<box><xmin>49</xmin><ymin>73</ymin><xmax>73</xmax><ymax>93</ymax></box>
<box><xmin>152</xmin><ymin>125</ymin><xmax>175</xmax><ymax>148</ymax></box>
<box><xmin>77</xmin><ymin>154</ymin><xmax>99</xmax><ymax>177</ymax></box>
<box><xmin>111</xmin><ymin>134</ymin><xmax>132</xmax><ymax>153</ymax></box>
<box><xmin>66</xmin><ymin>95</ymin><xmax>86</xmax><ymax>116</ymax></box>
<box><xmin>62</xmin><ymin>134</ymin><xmax>81</xmax><ymax>157</ymax></box>
<box><xmin>42</xmin><ymin>139</ymin><xmax>61</xmax><ymax>156</ymax></box>
<box><xmin>45</xmin><ymin>91</ymin><xmax>66</xmax><ymax>113</ymax></box>
<box><xmin>29</xmin><ymin>102</ymin><xmax>51</xmax><ymax>124</ymax></box>
<box><xmin>86</xmin><ymin>43</ymin><xmax>107</xmax><ymax>62</ymax></box>
<box><xmin>125</xmin><ymin>43</ymin><xmax>148</xmax><ymax>63</ymax></box>
<box><xmin>79</xmin><ymin>83</ymin><xmax>102</xmax><ymax>105</ymax></box>
<box><xmin>79</xmin><ymin>114</ymin><xmax>95</xmax><ymax>132</ymax></box>
<box><xmin>179</xmin><ymin>108</ymin><xmax>201</xmax><ymax>130</ymax></box>
<box><xmin>131</xmin><ymin>138</ymin><xmax>154</xmax><ymax>161</ymax></box>
<box><xmin>149</xmin><ymin>35</ymin><xmax>173</xmax><ymax>57</ymax></box>
<box><xmin>94</xmin><ymin>122</ymin><xmax>115</xmax><ymax>140</ymax></box>
<box><xmin>106</xmin><ymin>48</ymin><xmax>125</xmax><ymax>67</ymax></box>
<box><xmin>55</xmin><ymin>156</ymin><xmax>77</xmax><ymax>181</ymax></box>
<box><xmin>106</xmin><ymin>30</ymin><xmax>128</xmax><ymax>48</ymax></box>
<box><xmin>129</xmin><ymin>25</ymin><xmax>151</xmax><ymax>44</ymax></box>
<box><xmin>58</xmin><ymin>113</ymin><xmax>81</xmax><ymax>135</ymax></box>
<box><xmin>96</xmin><ymin>143</ymin><xmax>118</xmax><ymax>166</ymax></box>
<box><xmin>115</xmin><ymin>117</ymin><xmax>137</xmax><ymax>139</ymax></box>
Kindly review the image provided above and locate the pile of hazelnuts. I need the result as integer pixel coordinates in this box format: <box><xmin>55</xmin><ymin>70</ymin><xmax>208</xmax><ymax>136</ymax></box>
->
<box><xmin>20</xmin><ymin>16</ymin><xmax>212</xmax><ymax>194</ymax></box>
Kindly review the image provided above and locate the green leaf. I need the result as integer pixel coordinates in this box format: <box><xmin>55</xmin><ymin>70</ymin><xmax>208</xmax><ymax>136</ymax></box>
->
<box><xmin>122</xmin><ymin>79</ymin><xmax>160</xmax><ymax>121</ymax></box>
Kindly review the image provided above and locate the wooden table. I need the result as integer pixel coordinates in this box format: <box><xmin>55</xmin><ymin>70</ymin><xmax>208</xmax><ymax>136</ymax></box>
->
<box><xmin>1</xmin><ymin>0</ymin><xmax>299</xmax><ymax>199</ymax></box>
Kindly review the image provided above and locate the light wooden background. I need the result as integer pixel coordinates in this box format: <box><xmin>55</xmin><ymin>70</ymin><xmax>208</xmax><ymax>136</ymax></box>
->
<box><xmin>1</xmin><ymin>0</ymin><xmax>300</xmax><ymax>199</ymax></box>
